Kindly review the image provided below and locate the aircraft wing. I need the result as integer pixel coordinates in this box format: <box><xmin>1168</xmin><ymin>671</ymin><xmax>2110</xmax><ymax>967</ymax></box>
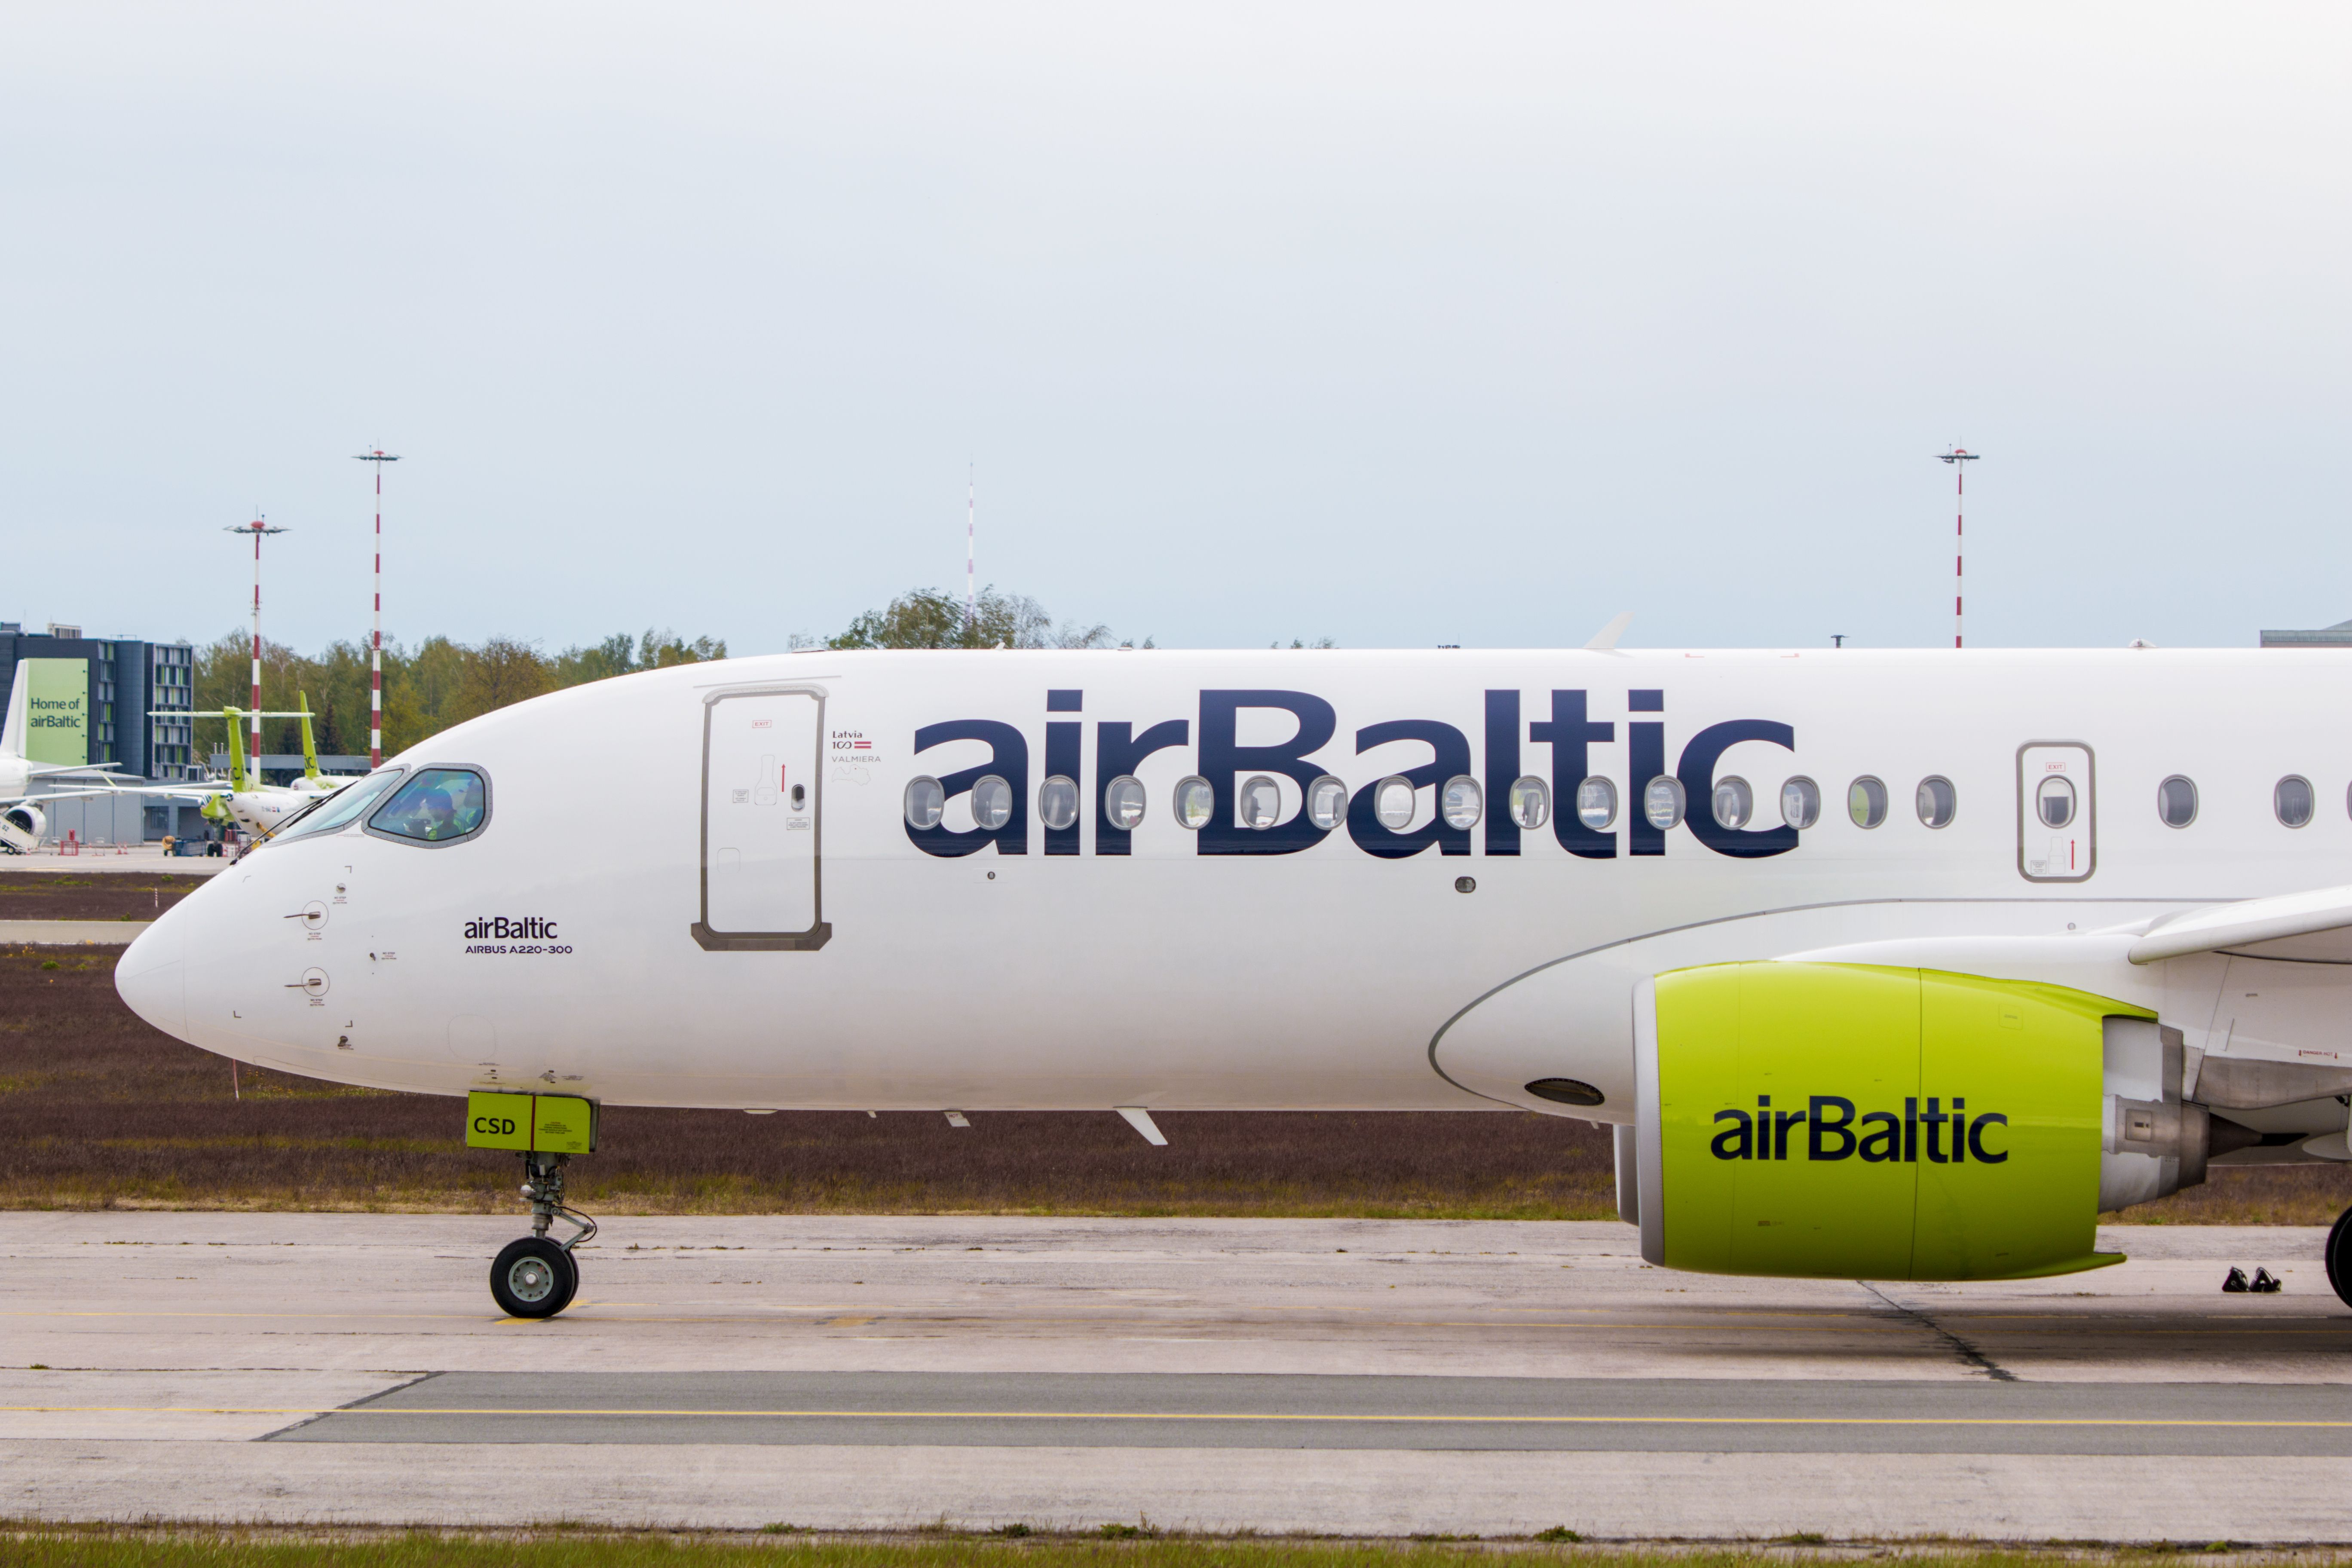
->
<box><xmin>2129</xmin><ymin>886</ymin><xmax>2352</xmax><ymax>964</ymax></box>
<box><xmin>0</xmin><ymin>783</ymin><xmax>225</xmax><ymax>808</ymax></box>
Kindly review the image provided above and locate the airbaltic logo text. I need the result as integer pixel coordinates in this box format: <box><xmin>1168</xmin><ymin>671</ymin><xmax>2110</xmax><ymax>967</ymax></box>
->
<box><xmin>462</xmin><ymin>916</ymin><xmax>559</xmax><ymax>940</ymax></box>
<box><xmin>906</xmin><ymin>687</ymin><xmax>1798</xmax><ymax>863</ymax></box>
<box><xmin>1710</xmin><ymin>1095</ymin><xmax>2008</xmax><ymax>1164</ymax></box>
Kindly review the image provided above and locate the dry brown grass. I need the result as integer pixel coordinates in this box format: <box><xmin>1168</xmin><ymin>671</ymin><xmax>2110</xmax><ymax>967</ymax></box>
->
<box><xmin>8</xmin><ymin>1531</ymin><xmax>2349</xmax><ymax>1566</ymax></box>
<box><xmin>0</xmin><ymin>871</ymin><xmax>210</xmax><ymax>921</ymax></box>
<box><xmin>8</xmin><ymin>943</ymin><xmax>2349</xmax><ymax>1222</ymax></box>
<box><xmin>0</xmin><ymin>945</ymin><xmax>1617</xmax><ymax>1217</ymax></box>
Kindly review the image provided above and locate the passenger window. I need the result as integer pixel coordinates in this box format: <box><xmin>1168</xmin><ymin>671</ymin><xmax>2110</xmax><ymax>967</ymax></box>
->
<box><xmin>1711</xmin><ymin>776</ymin><xmax>1752</xmax><ymax>830</ymax></box>
<box><xmin>368</xmin><ymin>767</ymin><xmax>489</xmax><ymax>845</ymax></box>
<box><xmin>2275</xmin><ymin>775</ymin><xmax>2314</xmax><ymax>828</ymax></box>
<box><xmin>790</xmin><ymin>782</ymin><xmax>808</xmax><ymax>811</ymax></box>
<box><xmin>1916</xmin><ymin>776</ymin><xmax>1957</xmax><ymax>829</ymax></box>
<box><xmin>1103</xmin><ymin>774</ymin><xmax>1147</xmax><ymax>830</ymax></box>
<box><xmin>2157</xmin><ymin>775</ymin><xmax>2196</xmax><ymax>828</ymax></box>
<box><xmin>1643</xmin><ymin>775</ymin><xmax>1687</xmax><ymax>830</ymax></box>
<box><xmin>1238</xmin><ymin>774</ymin><xmax>1282</xmax><ymax>830</ymax></box>
<box><xmin>1038</xmin><ymin>775</ymin><xmax>1079</xmax><ymax>831</ymax></box>
<box><xmin>2035</xmin><ymin>775</ymin><xmax>2076</xmax><ymax>830</ymax></box>
<box><xmin>1779</xmin><ymin>776</ymin><xmax>1819</xmax><ymax>830</ymax></box>
<box><xmin>904</xmin><ymin>776</ymin><xmax>945</xmax><ymax>830</ymax></box>
<box><xmin>1306</xmin><ymin>775</ymin><xmax>1348</xmax><ymax>831</ymax></box>
<box><xmin>970</xmin><ymin>774</ymin><xmax>1013</xmax><ymax>831</ymax></box>
<box><xmin>1372</xmin><ymin>775</ymin><xmax>1416</xmax><ymax>830</ymax></box>
<box><xmin>1507</xmin><ymin>775</ymin><xmax>1550</xmax><ymax>830</ymax></box>
<box><xmin>1575</xmin><ymin>776</ymin><xmax>1617</xmax><ymax>831</ymax></box>
<box><xmin>1440</xmin><ymin>775</ymin><xmax>1483</xmax><ymax>831</ymax></box>
<box><xmin>1173</xmin><ymin>775</ymin><xmax>1214</xmax><ymax>830</ymax></box>
<box><xmin>1848</xmin><ymin>776</ymin><xmax>1888</xmax><ymax>829</ymax></box>
<box><xmin>271</xmin><ymin>768</ymin><xmax>405</xmax><ymax>845</ymax></box>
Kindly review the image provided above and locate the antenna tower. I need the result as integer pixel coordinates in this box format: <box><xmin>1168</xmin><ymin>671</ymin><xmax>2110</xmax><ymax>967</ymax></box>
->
<box><xmin>353</xmin><ymin>448</ymin><xmax>401</xmax><ymax>766</ymax></box>
<box><xmin>1938</xmin><ymin>447</ymin><xmax>1979</xmax><ymax>648</ymax></box>
<box><xmin>965</xmin><ymin>466</ymin><xmax>976</xmax><ymax>638</ymax></box>
<box><xmin>224</xmin><ymin>515</ymin><xmax>288</xmax><ymax>764</ymax></box>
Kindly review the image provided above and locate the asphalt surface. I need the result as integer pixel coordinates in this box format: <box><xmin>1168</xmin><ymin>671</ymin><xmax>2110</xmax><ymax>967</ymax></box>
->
<box><xmin>275</xmin><ymin>1369</ymin><xmax>2352</xmax><ymax>1455</ymax></box>
<box><xmin>7</xmin><ymin>1213</ymin><xmax>2352</xmax><ymax>1535</ymax></box>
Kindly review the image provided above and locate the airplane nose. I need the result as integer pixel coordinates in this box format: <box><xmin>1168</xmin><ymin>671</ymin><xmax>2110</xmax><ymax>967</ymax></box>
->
<box><xmin>115</xmin><ymin>913</ymin><xmax>187</xmax><ymax>1041</ymax></box>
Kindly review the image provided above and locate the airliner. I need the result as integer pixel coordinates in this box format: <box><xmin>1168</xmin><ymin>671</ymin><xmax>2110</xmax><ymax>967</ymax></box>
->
<box><xmin>113</xmin><ymin>646</ymin><xmax>2352</xmax><ymax>1317</ymax></box>
<box><xmin>0</xmin><ymin>664</ymin><xmax>218</xmax><ymax>852</ymax></box>
<box><xmin>182</xmin><ymin>696</ymin><xmax>352</xmax><ymax>840</ymax></box>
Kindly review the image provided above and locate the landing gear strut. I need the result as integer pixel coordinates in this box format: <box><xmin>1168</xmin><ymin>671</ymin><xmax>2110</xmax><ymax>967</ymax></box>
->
<box><xmin>2325</xmin><ymin>1208</ymin><xmax>2352</xmax><ymax>1311</ymax></box>
<box><xmin>490</xmin><ymin>1152</ymin><xmax>596</xmax><ymax>1319</ymax></box>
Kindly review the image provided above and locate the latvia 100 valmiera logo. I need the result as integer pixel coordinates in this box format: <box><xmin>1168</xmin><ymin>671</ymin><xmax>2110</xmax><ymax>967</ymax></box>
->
<box><xmin>1710</xmin><ymin>1095</ymin><xmax>2008</xmax><ymax>1164</ymax></box>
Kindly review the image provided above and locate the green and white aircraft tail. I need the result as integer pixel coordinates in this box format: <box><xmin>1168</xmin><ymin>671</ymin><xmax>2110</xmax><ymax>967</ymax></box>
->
<box><xmin>181</xmin><ymin>693</ymin><xmax>351</xmax><ymax>837</ymax></box>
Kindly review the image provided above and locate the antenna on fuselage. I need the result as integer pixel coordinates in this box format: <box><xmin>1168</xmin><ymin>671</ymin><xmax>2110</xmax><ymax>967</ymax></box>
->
<box><xmin>1938</xmin><ymin>447</ymin><xmax>1979</xmax><ymax>648</ymax></box>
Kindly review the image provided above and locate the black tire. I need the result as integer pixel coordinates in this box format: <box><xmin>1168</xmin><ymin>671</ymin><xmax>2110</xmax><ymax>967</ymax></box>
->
<box><xmin>2327</xmin><ymin>1208</ymin><xmax>2352</xmax><ymax>1310</ymax></box>
<box><xmin>490</xmin><ymin>1236</ymin><xmax>577</xmax><ymax>1319</ymax></box>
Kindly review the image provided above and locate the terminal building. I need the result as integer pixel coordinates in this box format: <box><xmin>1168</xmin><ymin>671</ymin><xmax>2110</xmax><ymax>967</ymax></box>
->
<box><xmin>2</xmin><ymin>620</ymin><xmax>201</xmax><ymax>844</ymax></box>
<box><xmin>2260</xmin><ymin>619</ymin><xmax>2352</xmax><ymax>648</ymax></box>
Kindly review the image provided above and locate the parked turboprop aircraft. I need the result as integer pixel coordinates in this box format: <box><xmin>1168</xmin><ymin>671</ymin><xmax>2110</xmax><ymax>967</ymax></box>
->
<box><xmin>181</xmin><ymin>695</ymin><xmax>351</xmax><ymax>840</ymax></box>
<box><xmin>0</xmin><ymin>663</ymin><xmax>218</xmax><ymax>853</ymax></box>
<box><xmin>113</xmin><ymin>646</ymin><xmax>2352</xmax><ymax>1317</ymax></box>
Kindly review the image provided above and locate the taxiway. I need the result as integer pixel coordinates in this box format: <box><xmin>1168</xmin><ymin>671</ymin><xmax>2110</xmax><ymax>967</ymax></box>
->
<box><xmin>2</xmin><ymin>1213</ymin><xmax>2346</xmax><ymax>1537</ymax></box>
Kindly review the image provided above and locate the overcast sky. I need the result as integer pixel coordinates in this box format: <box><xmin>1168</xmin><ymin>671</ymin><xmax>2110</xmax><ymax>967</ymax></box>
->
<box><xmin>5</xmin><ymin>5</ymin><xmax>2348</xmax><ymax>655</ymax></box>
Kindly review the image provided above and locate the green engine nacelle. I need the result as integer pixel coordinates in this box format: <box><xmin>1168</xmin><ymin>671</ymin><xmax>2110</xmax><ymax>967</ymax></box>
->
<box><xmin>1631</xmin><ymin>962</ymin><xmax>2146</xmax><ymax>1282</ymax></box>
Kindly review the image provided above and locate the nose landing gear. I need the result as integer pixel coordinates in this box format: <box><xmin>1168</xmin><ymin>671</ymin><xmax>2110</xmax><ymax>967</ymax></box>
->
<box><xmin>490</xmin><ymin>1151</ymin><xmax>596</xmax><ymax>1319</ymax></box>
<box><xmin>466</xmin><ymin>1091</ymin><xmax>598</xmax><ymax>1318</ymax></box>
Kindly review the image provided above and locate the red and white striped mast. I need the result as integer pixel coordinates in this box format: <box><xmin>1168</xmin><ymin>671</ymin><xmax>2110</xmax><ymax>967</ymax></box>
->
<box><xmin>224</xmin><ymin>515</ymin><xmax>288</xmax><ymax>764</ymax></box>
<box><xmin>1938</xmin><ymin>447</ymin><xmax>1978</xmax><ymax>648</ymax></box>
<box><xmin>352</xmin><ymin>448</ymin><xmax>401</xmax><ymax>767</ymax></box>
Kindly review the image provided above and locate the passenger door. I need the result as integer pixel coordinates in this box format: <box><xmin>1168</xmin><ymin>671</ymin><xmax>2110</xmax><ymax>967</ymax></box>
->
<box><xmin>694</xmin><ymin>686</ymin><xmax>830</xmax><ymax>950</ymax></box>
<box><xmin>2017</xmin><ymin>742</ymin><xmax>2095</xmax><ymax>883</ymax></box>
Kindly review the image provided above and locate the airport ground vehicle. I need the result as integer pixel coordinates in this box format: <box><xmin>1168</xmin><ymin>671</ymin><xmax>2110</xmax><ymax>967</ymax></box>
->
<box><xmin>114</xmin><ymin>646</ymin><xmax>2352</xmax><ymax>1315</ymax></box>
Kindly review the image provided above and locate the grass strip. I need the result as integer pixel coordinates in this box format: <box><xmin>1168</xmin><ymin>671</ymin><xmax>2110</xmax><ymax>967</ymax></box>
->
<box><xmin>6</xmin><ymin>944</ymin><xmax>2351</xmax><ymax>1222</ymax></box>
<box><xmin>1</xmin><ymin>1533</ymin><xmax>2342</xmax><ymax>1568</ymax></box>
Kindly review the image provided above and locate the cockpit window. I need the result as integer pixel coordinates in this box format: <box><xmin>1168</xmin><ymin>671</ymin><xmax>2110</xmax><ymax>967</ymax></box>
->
<box><xmin>267</xmin><ymin>768</ymin><xmax>407</xmax><ymax>846</ymax></box>
<box><xmin>368</xmin><ymin>766</ymin><xmax>491</xmax><ymax>846</ymax></box>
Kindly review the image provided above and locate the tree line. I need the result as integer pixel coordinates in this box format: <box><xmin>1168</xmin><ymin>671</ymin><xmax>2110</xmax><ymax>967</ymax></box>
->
<box><xmin>188</xmin><ymin>587</ymin><xmax>1325</xmax><ymax>766</ymax></box>
<box><xmin>191</xmin><ymin>628</ymin><xmax>727</xmax><ymax>760</ymax></box>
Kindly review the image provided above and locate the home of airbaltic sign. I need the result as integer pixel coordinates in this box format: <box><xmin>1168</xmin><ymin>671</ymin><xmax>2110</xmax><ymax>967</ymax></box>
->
<box><xmin>24</xmin><ymin>658</ymin><xmax>88</xmax><ymax>766</ymax></box>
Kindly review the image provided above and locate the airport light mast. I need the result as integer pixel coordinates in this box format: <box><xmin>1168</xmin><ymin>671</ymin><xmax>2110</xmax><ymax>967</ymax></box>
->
<box><xmin>353</xmin><ymin>448</ymin><xmax>401</xmax><ymax>768</ymax></box>
<box><xmin>224</xmin><ymin>515</ymin><xmax>288</xmax><ymax>769</ymax></box>
<box><xmin>1938</xmin><ymin>447</ymin><xmax>1979</xmax><ymax>648</ymax></box>
<box><xmin>965</xmin><ymin>466</ymin><xmax>976</xmax><ymax>640</ymax></box>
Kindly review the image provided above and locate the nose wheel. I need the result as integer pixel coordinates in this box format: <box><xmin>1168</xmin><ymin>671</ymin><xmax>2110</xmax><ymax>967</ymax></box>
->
<box><xmin>492</xmin><ymin>1236</ymin><xmax>577</xmax><ymax>1317</ymax></box>
<box><xmin>491</xmin><ymin>1152</ymin><xmax>596</xmax><ymax>1318</ymax></box>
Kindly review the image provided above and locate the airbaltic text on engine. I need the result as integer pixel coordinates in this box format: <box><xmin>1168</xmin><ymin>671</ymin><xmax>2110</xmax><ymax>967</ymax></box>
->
<box><xmin>1711</xmin><ymin>1096</ymin><xmax>2009</xmax><ymax>1164</ymax></box>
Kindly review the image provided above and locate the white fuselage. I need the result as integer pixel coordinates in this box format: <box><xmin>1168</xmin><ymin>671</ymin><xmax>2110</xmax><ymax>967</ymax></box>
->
<box><xmin>220</xmin><ymin>774</ymin><xmax>341</xmax><ymax>839</ymax></box>
<box><xmin>113</xmin><ymin>648</ymin><xmax>2352</xmax><ymax>1133</ymax></box>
